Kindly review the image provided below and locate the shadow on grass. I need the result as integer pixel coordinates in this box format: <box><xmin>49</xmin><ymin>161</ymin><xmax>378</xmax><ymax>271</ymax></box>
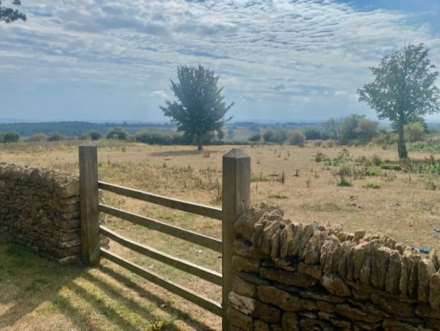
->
<box><xmin>0</xmin><ymin>240</ymin><xmax>82</xmax><ymax>329</ymax></box>
<box><xmin>99</xmin><ymin>264</ymin><xmax>217</xmax><ymax>331</ymax></box>
<box><xmin>0</xmin><ymin>240</ymin><xmax>217</xmax><ymax>330</ymax></box>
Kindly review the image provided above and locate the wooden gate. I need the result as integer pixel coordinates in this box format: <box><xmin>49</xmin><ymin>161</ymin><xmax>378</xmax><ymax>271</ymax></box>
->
<box><xmin>78</xmin><ymin>146</ymin><xmax>251</xmax><ymax>330</ymax></box>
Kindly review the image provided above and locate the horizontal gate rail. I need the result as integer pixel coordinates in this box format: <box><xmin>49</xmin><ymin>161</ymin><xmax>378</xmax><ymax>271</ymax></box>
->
<box><xmin>100</xmin><ymin>248</ymin><xmax>223</xmax><ymax>317</ymax></box>
<box><xmin>100</xmin><ymin>226</ymin><xmax>222</xmax><ymax>286</ymax></box>
<box><xmin>98</xmin><ymin>181</ymin><xmax>223</xmax><ymax>220</ymax></box>
<box><xmin>98</xmin><ymin>204</ymin><xmax>222</xmax><ymax>253</ymax></box>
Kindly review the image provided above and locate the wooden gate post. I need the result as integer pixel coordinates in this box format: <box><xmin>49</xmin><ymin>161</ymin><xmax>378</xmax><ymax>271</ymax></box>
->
<box><xmin>79</xmin><ymin>145</ymin><xmax>100</xmax><ymax>266</ymax></box>
<box><xmin>222</xmin><ymin>149</ymin><xmax>251</xmax><ymax>330</ymax></box>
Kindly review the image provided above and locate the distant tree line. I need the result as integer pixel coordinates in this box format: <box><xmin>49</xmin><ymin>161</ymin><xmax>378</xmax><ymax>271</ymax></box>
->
<box><xmin>246</xmin><ymin>114</ymin><xmax>428</xmax><ymax>147</ymax></box>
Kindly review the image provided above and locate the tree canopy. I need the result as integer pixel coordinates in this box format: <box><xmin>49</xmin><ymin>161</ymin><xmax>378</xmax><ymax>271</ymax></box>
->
<box><xmin>161</xmin><ymin>65</ymin><xmax>233</xmax><ymax>150</ymax></box>
<box><xmin>0</xmin><ymin>0</ymin><xmax>26</xmax><ymax>23</ymax></box>
<box><xmin>358</xmin><ymin>43</ymin><xmax>440</xmax><ymax>159</ymax></box>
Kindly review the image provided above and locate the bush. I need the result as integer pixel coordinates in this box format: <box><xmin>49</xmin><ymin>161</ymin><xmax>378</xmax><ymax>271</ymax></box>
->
<box><xmin>288</xmin><ymin>131</ymin><xmax>305</xmax><ymax>146</ymax></box>
<box><xmin>1</xmin><ymin>132</ymin><xmax>20</xmax><ymax>143</ymax></box>
<box><xmin>135</xmin><ymin>132</ymin><xmax>184</xmax><ymax>145</ymax></box>
<box><xmin>89</xmin><ymin>131</ymin><xmax>102</xmax><ymax>141</ymax></box>
<box><xmin>304</xmin><ymin>128</ymin><xmax>323</xmax><ymax>140</ymax></box>
<box><xmin>262</xmin><ymin>130</ymin><xmax>274</xmax><ymax>143</ymax></box>
<box><xmin>48</xmin><ymin>134</ymin><xmax>64</xmax><ymax>142</ymax></box>
<box><xmin>337</xmin><ymin>175</ymin><xmax>352</xmax><ymax>187</ymax></box>
<box><xmin>107</xmin><ymin>128</ymin><xmax>128</xmax><ymax>140</ymax></box>
<box><xmin>248</xmin><ymin>133</ymin><xmax>261</xmax><ymax>143</ymax></box>
<box><xmin>405</xmin><ymin>122</ymin><xmax>425</xmax><ymax>142</ymax></box>
<box><xmin>29</xmin><ymin>133</ymin><xmax>48</xmax><ymax>142</ymax></box>
<box><xmin>340</xmin><ymin>114</ymin><xmax>378</xmax><ymax>145</ymax></box>
<box><xmin>273</xmin><ymin>130</ymin><xmax>288</xmax><ymax>144</ymax></box>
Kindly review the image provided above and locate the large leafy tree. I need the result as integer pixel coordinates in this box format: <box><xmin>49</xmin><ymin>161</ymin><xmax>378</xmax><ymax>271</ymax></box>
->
<box><xmin>358</xmin><ymin>44</ymin><xmax>440</xmax><ymax>160</ymax></box>
<box><xmin>0</xmin><ymin>0</ymin><xmax>26</xmax><ymax>23</ymax></box>
<box><xmin>161</xmin><ymin>65</ymin><xmax>233</xmax><ymax>150</ymax></box>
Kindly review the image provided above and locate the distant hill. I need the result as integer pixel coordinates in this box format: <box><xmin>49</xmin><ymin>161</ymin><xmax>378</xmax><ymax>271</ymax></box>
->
<box><xmin>0</xmin><ymin>122</ymin><xmax>176</xmax><ymax>137</ymax></box>
<box><xmin>0</xmin><ymin>121</ymin><xmax>327</xmax><ymax>138</ymax></box>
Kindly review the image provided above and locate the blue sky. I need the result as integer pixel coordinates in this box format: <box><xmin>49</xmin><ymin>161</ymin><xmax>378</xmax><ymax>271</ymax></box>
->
<box><xmin>1</xmin><ymin>0</ymin><xmax>440</xmax><ymax>123</ymax></box>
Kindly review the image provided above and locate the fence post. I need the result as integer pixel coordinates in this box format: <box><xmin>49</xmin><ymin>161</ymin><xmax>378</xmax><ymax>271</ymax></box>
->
<box><xmin>79</xmin><ymin>145</ymin><xmax>100</xmax><ymax>266</ymax></box>
<box><xmin>222</xmin><ymin>149</ymin><xmax>251</xmax><ymax>330</ymax></box>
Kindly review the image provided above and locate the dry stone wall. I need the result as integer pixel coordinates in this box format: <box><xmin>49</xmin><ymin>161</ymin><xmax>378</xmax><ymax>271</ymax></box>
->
<box><xmin>229</xmin><ymin>205</ymin><xmax>440</xmax><ymax>331</ymax></box>
<box><xmin>0</xmin><ymin>163</ymin><xmax>81</xmax><ymax>263</ymax></box>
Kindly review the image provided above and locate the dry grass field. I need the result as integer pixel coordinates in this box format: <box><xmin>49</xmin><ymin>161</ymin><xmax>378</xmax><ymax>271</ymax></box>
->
<box><xmin>2</xmin><ymin>140</ymin><xmax>440</xmax><ymax>330</ymax></box>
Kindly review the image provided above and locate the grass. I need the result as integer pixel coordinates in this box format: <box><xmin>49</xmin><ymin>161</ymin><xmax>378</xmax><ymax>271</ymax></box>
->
<box><xmin>0</xmin><ymin>239</ymin><xmax>220</xmax><ymax>331</ymax></box>
<box><xmin>2</xmin><ymin>141</ymin><xmax>440</xmax><ymax>329</ymax></box>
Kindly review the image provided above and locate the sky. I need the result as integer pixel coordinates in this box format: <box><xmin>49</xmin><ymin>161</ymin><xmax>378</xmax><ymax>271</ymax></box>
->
<box><xmin>1</xmin><ymin>0</ymin><xmax>440</xmax><ymax>123</ymax></box>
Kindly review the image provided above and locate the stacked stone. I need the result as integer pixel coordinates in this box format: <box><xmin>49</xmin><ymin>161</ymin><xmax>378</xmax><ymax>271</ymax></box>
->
<box><xmin>0</xmin><ymin>163</ymin><xmax>81</xmax><ymax>264</ymax></box>
<box><xmin>229</xmin><ymin>205</ymin><xmax>440</xmax><ymax>331</ymax></box>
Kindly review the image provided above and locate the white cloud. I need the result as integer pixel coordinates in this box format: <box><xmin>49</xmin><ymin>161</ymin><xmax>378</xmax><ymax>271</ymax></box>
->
<box><xmin>0</xmin><ymin>0</ymin><xmax>439</xmax><ymax>120</ymax></box>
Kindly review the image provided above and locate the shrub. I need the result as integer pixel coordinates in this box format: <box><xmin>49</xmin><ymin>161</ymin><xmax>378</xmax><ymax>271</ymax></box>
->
<box><xmin>248</xmin><ymin>133</ymin><xmax>261</xmax><ymax>143</ymax></box>
<box><xmin>48</xmin><ymin>134</ymin><xmax>64</xmax><ymax>142</ymax></box>
<box><xmin>90</xmin><ymin>131</ymin><xmax>102</xmax><ymax>141</ymax></box>
<box><xmin>262</xmin><ymin>130</ymin><xmax>274</xmax><ymax>143</ymax></box>
<box><xmin>340</xmin><ymin>114</ymin><xmax>378</xmax><ymax>145</ymax></box>
<box><xmin>29</xmin><ymin>133</ymin><xmax>48</xmax><ymax>142</ymax></box>
<box><xmin>1</xmin><ymin>132</ymin><xmax>20</xmax><ymax>143</ymax></box>
<box><xmin>304</xmin><ymin>128</ymin><xmax>323</xmax><ymax>140</ymax></box>
<box><xmin>288</xmin><ymin>131</ymin><xmax>305</xmax><ymax>146</ymax></box>
<box><xmin>314</xmin><ymin>151</ymin><xmax>327</xmax><ymax>163</ymax></box>
<box><xmin>363</xmin><ymin>182</ymin><xmax>381</xmax><ymax>189</ymax></box>
<box><xmin>107</xmin><ymin>128</ymin><xmax>128</xmax><ymax>140</ymax></box>
<box><xmin>135</xmin><ymin>132</ymin><xmax>184</xmax><ymax>145</ymax></box>
<box><xmin>405</xmin><ymin>122</ymin><xmax>425</xmax><ymax>142</ymax></box>
<box><xmin>270</xmin><ymin>129</ymin><xmax>288</xmax><ymax>144</ymax></box>
<box><xmin>337</xmin><ymin>176</ymin><xmax>352</xmax><ymax>187</ymax></box>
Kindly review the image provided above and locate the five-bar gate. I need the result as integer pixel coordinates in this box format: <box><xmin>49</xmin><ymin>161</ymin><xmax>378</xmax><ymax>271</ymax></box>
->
<box><xmin>79</xmin><ymin>146</ymin><xmax>251</xmax><ymax>330</ymax></box>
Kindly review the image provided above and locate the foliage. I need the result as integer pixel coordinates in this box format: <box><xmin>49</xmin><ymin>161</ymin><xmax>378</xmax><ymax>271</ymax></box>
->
<box><xmin>89</xmin><ymin>131</ymin><xmax>102</xmax><ymax>141</ymax></box>
<box><xmin>363</xmin><ymin>182</ymin><xmax>381</xmax><ymax>189</ymax></box>
<box><xmin>358</xmin><ymin>43</ymin><xmax>440</xmax><ymax>159</ymax></box>
<box><xmin>160</xmin><ymin>65</ymin><xmax>233</xmax><ymax>150</ymax></box>
<box><xmin>304</xmin><ymin>128</ymin><xmax>327</xmax><ymax>140</ymax></box>
<box><xmin>340</xmin><ymin>114</ymin><xmax>378</xmax><ymax>145</ymax></box>
<box><xmin>29</xmin><ymin>133</ymin><xmax>48</xmax><ymax>142</ymax></box>
<box><xmin>323</xmin><ymin>118</ymin><xmax>341</xmax><ymax>140</ymax></box>
<box><xmin>248</xmin><ymin>133</ymin><xmax>261</xmax><ymax>143</ymax></box>
<box><xmin>262</xmin><ymin>129</ymin><xmax>288</xmax><ymax>144</ymax></box>
<box><xmin>0</xmin><ymin>0</ymin><xmax>26</xmax><ymax>23</ymax></box>
<box><xmin>106</xmin><ymin>128</ymin><xmax>128</xmax><ymax>140</ymax></box>
<box><xmin>405</xmin><ymin>122</ymin><xmax>425</xmax><ymax>142</ymax></box>
<box><xmin>262</xmin><ymin>129</ymin><xmax>274</xmax><ymax>143</ymax></box>
<box><xmin>288</xmin><ymin>131</ymin><xmax>305</xmax><ymax>146</ymax></box>
<box><xmin>135</xmin><ymin>132</ymin><xmax>185</xmax><ymax>145</ymax></box>
<box><xmin>0</xmin><ymin>131</ymin><xmax>19</xmax><ymax>143</ymax></box>
<box><xmin>48</xmin><ymin>133</ymin><xmax>64</xmax><ymax>142</ymax></box>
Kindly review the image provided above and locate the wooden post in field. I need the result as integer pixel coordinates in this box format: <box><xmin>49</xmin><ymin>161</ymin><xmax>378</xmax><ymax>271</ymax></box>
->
<box><xmin>79</xmin><ymin>145</ymin><xmax>100</xmax><ymax>265</ymax></box>
<box><xmin>222</xmin><ymin>149</ymin><xmax>251</xmax><ymax>330</ymax></box>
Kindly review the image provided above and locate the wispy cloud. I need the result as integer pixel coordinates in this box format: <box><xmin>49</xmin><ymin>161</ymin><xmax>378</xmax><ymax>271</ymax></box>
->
<box><xmin>0</xmin><ymin>0</ymin><xmax>439</xmax><ymax>121</ymax></box>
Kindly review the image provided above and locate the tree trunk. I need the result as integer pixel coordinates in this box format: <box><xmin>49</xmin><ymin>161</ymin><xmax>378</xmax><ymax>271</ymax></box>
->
<box><xmin>397</xmin><ymin>122</ymin><xmax>408</xmax><ymax>160</ymax></box>
<box><xmin>196</xmin><ymin>135</ymin><xmax>203</xmax><ymax>151</ymax></box>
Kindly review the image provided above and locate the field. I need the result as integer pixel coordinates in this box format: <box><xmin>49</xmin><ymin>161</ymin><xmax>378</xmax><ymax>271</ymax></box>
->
<box><xmin>2</xmin><ymin>141</ymin><xmax>440</xmax><ymax>330</ymax></box>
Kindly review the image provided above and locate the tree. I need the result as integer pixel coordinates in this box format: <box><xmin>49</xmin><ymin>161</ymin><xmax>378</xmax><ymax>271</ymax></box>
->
<box><xmin>89</xmin><ymin>131</ymin><xmax>102</xmax><ymax>141</ymax></box>
<box><xmin>340</xmin><ymin>114</ymin><xmax>378</xmax><ymax>145</ymax></box>
<box><xmin>405</xmin><ymin>121</ymin><xmax>425</xmax><ymax>142</ymax></box>
<box><xmin>29</xmin><ymin>133</ymin><xmax>48</xmax><ymax>142</ymax></box>
<box><xmin>161</xmin><ymin>65</ymin><xmax>233</xmax><ymax>150</ymax></box>
<box><xmin>106</xmin><ymin>128</ymin><xmax>127</xmax><ymax>140</ymax></box>
<box><xmin>248</xmin><ymin>133</ymin><xmax>261</xmax><ymax>143</ymax></box>
<box><xmin>358</xmin><ymin>44</ymin><xmax>440</xmax><ymax>159</ymax></box>
<box><xmin>2</xmin><ymin>131</ymin><xmax>19</xmax><ymax>143</ymax></box>
<box><xmin>288</xmin><ymin>131</ymin><xmax>305</xmax><ymax>146</ymax></box>
<box><xmin>262</xmin><ymin>129</ymin><xmax>274</xmax><ymax>143</ymax></box>
<box><xmin>0</xmin><ymin>0</ymin><xmax>26</xmax><ymax>23</ymax></box>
